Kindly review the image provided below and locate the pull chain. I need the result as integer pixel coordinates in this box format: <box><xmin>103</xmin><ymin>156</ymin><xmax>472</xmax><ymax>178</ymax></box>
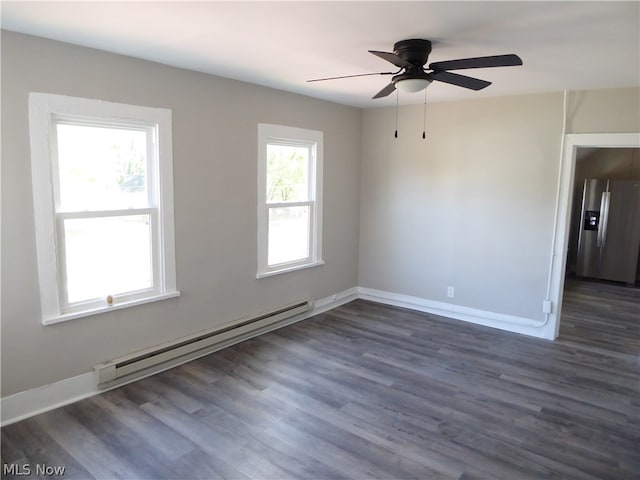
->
<box><xmin>422</xmin><ymin>88</ymin><xmax>427</xmax><ymax>139</ymax></box>
<box><xmin>394</xmin><ymin>89</ymin><xmax>399</xmax><ymax>138</ymax></box>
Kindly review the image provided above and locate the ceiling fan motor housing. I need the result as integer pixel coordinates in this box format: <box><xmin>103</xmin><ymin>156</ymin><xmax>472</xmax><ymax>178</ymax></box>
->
<box><xmin>393</xmin><ymin>39</ymin><xmax>432</xmax><ymax>67</ymax></box>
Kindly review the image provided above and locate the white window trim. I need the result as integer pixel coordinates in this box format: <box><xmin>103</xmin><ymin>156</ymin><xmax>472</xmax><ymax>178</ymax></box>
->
<box><xmin>29</xmin><ymin>93</ymin><xmax>179</xmax><ymax>325</ymax></box>
<box><xmin>257</xmin><ymin>124</ymin><xmax>324</xmax><ymax>278</ymax></box>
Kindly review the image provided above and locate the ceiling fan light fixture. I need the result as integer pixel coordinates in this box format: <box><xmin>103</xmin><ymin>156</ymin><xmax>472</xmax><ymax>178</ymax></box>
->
<box><xmin>396</xmin><ymin>78</ymin><xmax>431</xmax><ymax>93</ymax></box>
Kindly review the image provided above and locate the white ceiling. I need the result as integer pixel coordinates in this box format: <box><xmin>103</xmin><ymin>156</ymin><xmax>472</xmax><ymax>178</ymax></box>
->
<box><xmin>2</xmin><ymin>1</ymin><xmax>639</xmax><ymax>108</ymax></box>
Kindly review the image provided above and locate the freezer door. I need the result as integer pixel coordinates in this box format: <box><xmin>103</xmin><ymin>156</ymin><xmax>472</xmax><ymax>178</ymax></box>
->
<box><xmin>599</xmin><ymin>180</ymin><xmax>640</xmax><ymax>284</ymax></box>
<box><xmin>576</xmin><ymin>179</ymin><xmax>608</xmax><ymax>278</ymax></box>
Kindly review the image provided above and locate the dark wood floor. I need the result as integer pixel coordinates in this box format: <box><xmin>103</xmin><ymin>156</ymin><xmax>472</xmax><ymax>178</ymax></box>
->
<box><xmin>2</xmin><ymin>280</ymin><xmax>639</xmax><ymax>479</ymax></box>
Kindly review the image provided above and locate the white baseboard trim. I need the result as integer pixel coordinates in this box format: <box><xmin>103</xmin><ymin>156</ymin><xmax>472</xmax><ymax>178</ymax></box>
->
<box><xmin>0</xmin><ymin>287</ymin><xmax>359</xmax><ymax>427</ymax></box>
<box><xmin>313</xmin><ymin>286</ymin><xmax>359</xmax><ymax>314</ymax></box>
<box><xmin>358</xmin><ymin>286</ymin><xmax>551</xmax><ymax>339</ymax></box>
<box><xmin>0</xmin><ymin>372</ymin><xmax>99</xmax><ymax>427</ymax></box>
<box><xmin>1</xmin><ymin>285</ymin><xmax>548</xmax><ymax>426</ymax></box>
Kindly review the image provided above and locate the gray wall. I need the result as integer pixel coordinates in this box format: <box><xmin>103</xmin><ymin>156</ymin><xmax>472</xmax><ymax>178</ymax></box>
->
<box><xmin>358</xmin><ymin>88</ymin><xmax>640</xmax><ymax>327</ymax></box>
<box><xmin>1</xmin><ymin>31</ymin><xmax>362</xmax><ymax>396</ymax></box>
<box><xmin>3</xmin><ymin>29</ymin><xmax>639</xmax><ymax>398</ymax></box>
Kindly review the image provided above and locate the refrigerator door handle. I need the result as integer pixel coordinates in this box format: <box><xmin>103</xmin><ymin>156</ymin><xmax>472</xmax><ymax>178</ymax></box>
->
<box><xmin>597</xmin><ymin>191</ymin><xmax>611</xmax><ymax>247</ymax></box>
<box><xmin>576</xmin><ymin>179</ymin><xmax>588</xmax><ymax>253</ymax></box>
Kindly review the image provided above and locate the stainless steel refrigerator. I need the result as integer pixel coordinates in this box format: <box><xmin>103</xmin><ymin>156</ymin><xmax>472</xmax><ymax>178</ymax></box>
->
<box><xmin>576</xmin><ymin>178</ymin><xmax>640</xmax><ymax>285</ymax></box>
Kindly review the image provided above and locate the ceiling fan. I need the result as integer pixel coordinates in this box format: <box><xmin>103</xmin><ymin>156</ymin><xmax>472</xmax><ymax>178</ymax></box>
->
<box><xmin>308</xmin><ymin>39</ymin><xmax>523</xmax><ymax>99</ymax></box>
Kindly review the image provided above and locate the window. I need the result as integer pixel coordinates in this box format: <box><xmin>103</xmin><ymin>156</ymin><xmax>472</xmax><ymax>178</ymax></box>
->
<box><xmin>29</xmin><ymin>93</ymin><xmax>179</xmax><ymax>324</ymax></box>
<box><xmin>257</xmin><ymin>124</ymin><xmax>324</xmax><ymax>277</ymax></box>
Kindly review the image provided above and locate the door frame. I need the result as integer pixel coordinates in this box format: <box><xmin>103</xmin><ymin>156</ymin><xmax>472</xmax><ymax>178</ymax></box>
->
<box><xmin>548</xmin><ymin>132</ymin><xmax>640</xmax><ymax>339</ymax></box>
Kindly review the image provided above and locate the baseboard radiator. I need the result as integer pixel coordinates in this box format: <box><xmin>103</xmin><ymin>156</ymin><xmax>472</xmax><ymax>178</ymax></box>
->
<box><xmin>94</xmin><ymin>299</ymin><xmax>312</xmax><ymax>389</ymax></box>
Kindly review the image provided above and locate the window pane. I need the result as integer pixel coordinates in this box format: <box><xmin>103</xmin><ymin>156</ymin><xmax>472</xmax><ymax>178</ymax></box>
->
<box><xmin>266</xmin><ymin>144</ymin><xmax>309</xmax><ymax>203</ymax></box>
<box><xmin>56</xmin><ymin>124</ymin><xmax>149</xmax><ymax>211</ymax></box>
<box><xmin>63</xmin><ymin>215</ymin><xmax>153</xmax><ymax>303</ymax></box>
<box><xmin>268</xmin><ymin>206</ymin><xmax>310</xmax><ymax>265</ymax></box>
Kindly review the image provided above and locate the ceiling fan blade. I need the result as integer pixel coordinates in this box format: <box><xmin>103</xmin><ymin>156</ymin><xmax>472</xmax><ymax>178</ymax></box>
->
<box><xmin>429</xmin><ymin>54</ymin><xmax>522</xmax><ymax>71</ymax></box>
<box><xmin>430</xmin><ymin>71</ymin><xmax>491</xmax><ymax>91</ymax></box>
<box><xmin>369</xmin><ymin>50</ymin><xmax>414</xmax><ymax>69</ymax></box>
<box><xmin>307</xmin><ymin>71</ymin><xmax>395</xmax><ymax>82</ymax></box>
<box><xmin>372</xmin><ymin>82</ymin><xmax>397</xmax><ymax>99</ymax></box>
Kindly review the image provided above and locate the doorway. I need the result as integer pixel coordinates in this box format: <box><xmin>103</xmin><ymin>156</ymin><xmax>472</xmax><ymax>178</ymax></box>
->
<box><xmin>547</xmin><ymin>133</ymin><xmax>640</xmax><ymax>339</ymax></box>
<box><xmin>566</xmin><ymin>147</ymin><xmax>640</xmax><ymax>286</ymax></box>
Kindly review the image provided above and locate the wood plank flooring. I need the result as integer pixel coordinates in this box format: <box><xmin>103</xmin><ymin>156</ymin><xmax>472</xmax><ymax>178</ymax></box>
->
<box><xmin>2</xmin><ymin>280</ymin><xmax>638</xmax><ymax>479</ymax></box>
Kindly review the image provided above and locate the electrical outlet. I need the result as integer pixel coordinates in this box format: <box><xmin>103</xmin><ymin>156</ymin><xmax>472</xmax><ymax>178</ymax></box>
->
<box><xmin>447</xmin><ymin>286</ymin><xmax>455</xmax><ymax>298</ymax></box>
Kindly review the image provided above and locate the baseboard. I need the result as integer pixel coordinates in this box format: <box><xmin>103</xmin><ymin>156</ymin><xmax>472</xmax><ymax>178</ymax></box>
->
<box><xmin>0</xmin><ymin>372</ymin><xmax>98</xmax><ymax>427</ymax></box>
<box><xmin>358</xmin><ymin>286</ymin><xmax>552</xmax><ymax>339</ymax></box>
<box><xmin>1</xmin><ymin>287</ymin><xmax>358</xmax><ymax>427</ymax></box>
<box><xmin>1</xmin><ymin>285</ymin><xmax>546</xmax><ymax>426</ymax></box>
<box><xmin>313</xmin><ymin>286</ymin><xmax>359</xmax><ymax>314</ymax></box>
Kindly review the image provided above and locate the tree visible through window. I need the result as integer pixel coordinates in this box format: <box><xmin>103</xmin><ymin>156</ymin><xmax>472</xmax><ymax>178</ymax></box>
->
<box><xmin>29</xmin><ymin>93</ymin><xmax>178</xmax><ymax>323</ymax></box>
<box><xmin>56</xmin><ymin>124</ymin><xmax>153</xmax><ymax>304</ymax></box>
<box><xmin>257</xmin><ymin>124</ymin><xmax>324</xmax><ymax>277</ymax></box>
<box><xmin>266</xmin><ymin>143</ymin><xmax>311</xmax><ymax>265</ymax></box>
<box><xmin>266</xmin><ymin>144</ymin><xmax>308</xmax><ymax>202</ymax></box>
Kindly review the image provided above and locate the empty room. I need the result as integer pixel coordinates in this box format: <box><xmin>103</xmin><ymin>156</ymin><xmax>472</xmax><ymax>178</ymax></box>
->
<box><xmin>1</xmin><ymin>2</ymin><xmax>639</xmax><ymax>479</ymax></box>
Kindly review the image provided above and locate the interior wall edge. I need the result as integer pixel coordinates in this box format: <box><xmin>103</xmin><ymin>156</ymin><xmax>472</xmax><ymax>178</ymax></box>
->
<box><xmin>358</xmin><ymin>287</ymin><xmax>555</xmax><ymax>340</ymax></box>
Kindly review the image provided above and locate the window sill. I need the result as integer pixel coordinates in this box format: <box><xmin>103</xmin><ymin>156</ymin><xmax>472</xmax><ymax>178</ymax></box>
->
<box><xmin>256</xmin><ymin>260</ymin><xmax>325</xmax><ymax>279</ymax></box>
<box><xmin>42</xmin><ymin>291</ymin><xmax>181</xmax><ymax>325</ymax></box>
